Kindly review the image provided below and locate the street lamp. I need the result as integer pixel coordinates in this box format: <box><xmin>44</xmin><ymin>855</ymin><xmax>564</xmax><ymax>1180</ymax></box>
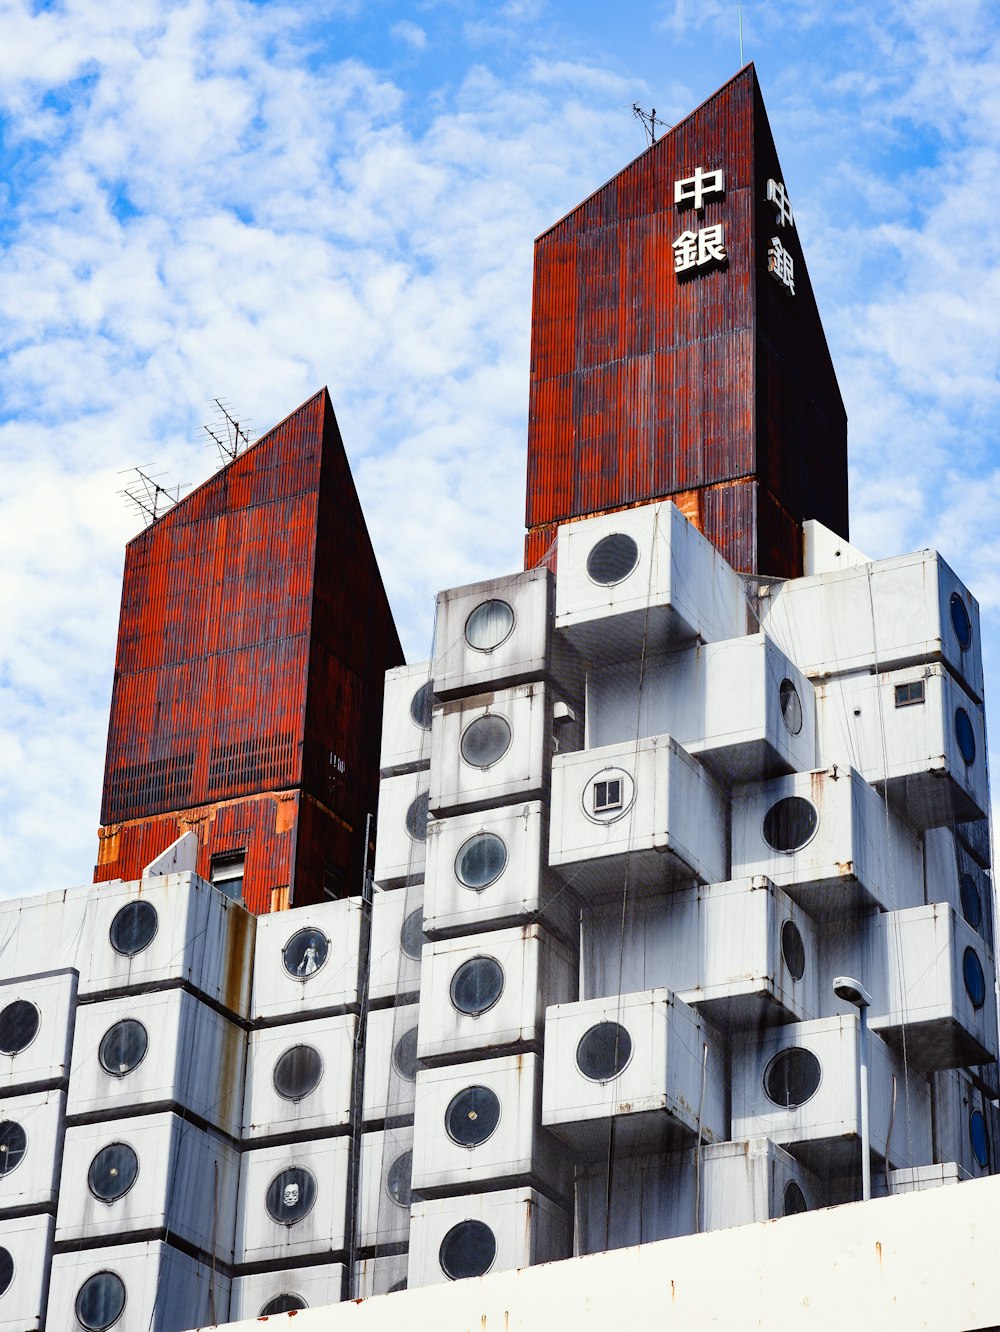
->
<box><xmin>833</xmin><ymin>975</ymin><xmax>872</xmax><ymax>1202</ymax></box>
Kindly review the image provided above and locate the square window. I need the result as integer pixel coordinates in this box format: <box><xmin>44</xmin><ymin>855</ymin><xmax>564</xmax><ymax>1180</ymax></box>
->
<box><xmin>593</xmin><ymin>779</ymin><xmax>622</xmax><ymax>813</ymax></box>
<box><xmin>894</xmin><ymin>681</ymin><xmax>925</xmax><ymax>708</ymax></box>
<box><xmin>210</xmin><ymin>851</ymin><xmax>245</xmax><ymax>903</ymax></box>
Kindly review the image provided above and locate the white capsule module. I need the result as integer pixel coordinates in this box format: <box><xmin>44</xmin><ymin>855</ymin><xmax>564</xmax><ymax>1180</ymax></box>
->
<box><xmin>0</xmin><ymin>1088</ymin><xmax>64</xmax><ymax>1215</ymax></box>
<box><xmin>66</xmin><ymin>989</ymin><xmax>246</xmax><ymax>1140</ymax></box>
<box><xmin>422</xmin><ymin>801</ymin><xmax>578</xmax><ymax>942</ymax></box>
<box><xmin>0</xmin><ymin>969</ymin><xmax>77</xmax><ymax>1094</ymax></box>
<box><xmin>730</xmin><ymin>1015</ymin><xmax>931</xmax><ymax>1174</ymax></box>
<box><xmin>541</xmin><ymin>988</ymin><xmax>726</xmax><ymax>1152</ymax></box>
<box><xmin>0</xmin><ymin>1212</ymin><xmax>53</xmax><ymax>1332</ymax></box>
<box><xmin>358</xmin><ymin>1125</ymin><xmax>414</xmax><ymax>1248</ymax></box>
<box><xmin>354</xmin><ymin>1252</ymin><xmax>409</xmax><ymax>1298</ymax></box>
<box><xmin>761</xmin><ymin>548</ymin><xmax>984</xmax><ymax>704</ymax></box>
<box><xmin>230</xmin><ymin>1264</ymin><xmax>346</xmax><ymax>1319</ymax></box>
<box><xmin>250</xmin><ymin>896</ymin><xmax>363</xmax><ymax>1024</ymax></box>
<box><xmin>816</xmin><ymin>663</ymin><xmax>988</xmax><ymax>828</ymax></box>
<box><xmin>79</xmin><ymin>871</ymin><xmax>255</xmax><ymax>1019</ymax></box>
<box><xmin>373</xmin><ymin>769</ymin><xmax>431</xmax><ymax>888</ymax></box>
<box><xmin>407</xmin><ymin>1186</ymin><xmax>571</xmax><ymax>1289</ymax></box>
<box><xmin>549</xmin><ymin>735</ymin><xmax>729</xmax><ymax>893</ymax></box>
<box><xmin>411</xmin><ymin>1053</ymin><xmax>569</xmax><ymax>1201</ymax></box>
<box><xmin>0</xmin><ymin>883</ymin><xmax>91</xmax><ymax>983</ymax></box>
<box><xmin>368</xmin><ymin>885</ymin><xmax>424</xmax><ymax>1003</ymax></box>
<box><xmin>417</xmin><ymin>924</ymin><xmax>577</xmax><ymax>1065</ymax></box>
<box><xmin>235</xmin><ymin>1136</ymin><xmax>350</xmax><ymax>1265</ymax></box>
<box><xmin>242</xmin><ymin>1012</ymin><xmax>355</xmax><ymax>1142</ymax></box>
<box><xmin>46</xmin><ymin>1239</ymin><xmax>228</xmax><ymax>1332</ymax></box>
<box><xmin>433</xmin><ymin>567</ymin><xmax>582</xmax><ymax>701</ymax></box>
<box><xmin>380</xmin><ymin>661</ymin><xmax>434</xmax><ymax>777</ymax></box>
<box><xmin>930</xmin><ymin>1067</ymin><xmax>997</xmax><ymax>1180</ymax></box>
<box><xmin>430</xmin><ymin>682</ymin><xmax>571</xmax><ymax>818</ymax></box>
<box><xmin>362</xmin><ymin>1004</ymin><xmax>420</xmax><ymax>1125</ymax></box>
<box><xmin>889</xmin><ymin>1162</ymin><xmax>966</xmax><ymax>1195</ymax></box>
<box><xmin>55</xmin><ymin>1113</ymin><xmax>240</xmax><ymax>1262</ymax></box>
<box><xmin>731</xmin><ymin>766</ymin><xmax>923</xmax><ymax>916</ymax></box>
<box><xmin>553</xmin><ymin>501</ymin><xmax>746</xmax><ymax>662</ymax></box>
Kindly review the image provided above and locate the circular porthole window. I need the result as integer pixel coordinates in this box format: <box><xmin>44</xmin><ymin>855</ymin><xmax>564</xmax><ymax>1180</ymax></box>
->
<box><xmin>779</xmin><ymin>679</ymin><xmax>803</xmax><ymax>736</ymax></box>
<box><xmin>400</xmin><ymin>908</ymin><xmax>425</xmax><ymax>961</ymax></box>
<box><xmin>955</xmin><ymin>708</ymin><xmax>976</xmax><ymax>765</ymax></box>
<box><xmin>450</xmin><ymin>957</ymin><xmax>505</xmax><ymax>1017</ymax></box>
<box><xmin>0</xmin><ymin>1121</ymin><xmax>26</xmax><ymax>1178</ymax></box>
<box><xmin>576</xmin><ymin>1021</ymin><xmax>633</xmax><ymax>1082</ymax></box>
<box><xmin>0</xmin><ymin>1000</ymin><xmax>39</xmax><ymax>1056</ymax></box>
<box><xmin>386</xmin><ymin>1150</ymin><xmax>413</xmax><ymax>1208</ymax></box>
<box><xmin>963</xmin><ymin>947</ymin><xmax>986</xmax><ymax>1009</ymax></box>
<box><xmin>439</xmin><ymin>1219</ymin><xmax>497</xmax><ymax>1281</ymax></box>
<box><xmin>780</xmin><ymin>921</ymin><xmax>806</xmax><ymax>982</ymax></box>
<box><xmin>783</xmin><ymin>1180</ymin><xmax>808</xmax><ymax>1216</ymax></box>
<box><xmin>410</xmin><ymin>682</ymin><xmax>434</xmax><ymax>730</ymax></box>
<box><xmin>460</xmin><ymin>714</ymin><xmax>512</xmax><ymax>769</ymax></box>
<box><xmin>405</xmin><ymin>791</ymin><xmax>430</xmax><ymax>842</ymax></box>
<box><xmin>582</xmin><ymin>767</ymin><xmax>635</xmax><ymax>824</ymax></box>
<box><xmin>762</xmin><ymin>797</ymin><xmax>818</xmax><ymax>853</ymax></box>
<box><xmin>272</xmin><ymin>1044</ymin><xmax>324</xmax><ymax>1102</ymax></box>
<box><xmin>763</xmin><ymin>1048</ymin><xmax>821</xmax><ymax>1108</ymax></box>
<box><xmin>586</xmin><ymin>533</ymin><xmax>640</xmax><ymax>586</ymax></box>
<box><xmin>445</xmin><ymin>1086</ymin><xmax>502</xmax><ymax>1147</ymax></box>
<box><xmin>970</xmin><ymin>1108</ymin><xmax>990</xmax><ymax>1169</ymax></box>
<box><xmin>260</xmin><ymin>1294</ymin><xmax>308</xmax><ymax>1315</ymax></box>
<box><xmin>109</xmin><ymin>900</ymin><xmax>158</xmax><ymax>957</ymax></box>
<box><xmin>88</xmin><ymin>1143</ymin><xmax>139</xmax><ymax>1203</ymax></box>
<box><xmin>455</xmin><ymin>833</ymin><xmax>507</xmax><ymax>891</ymax></box>
<box><xmin>465</xmin><ymin>600</ymin><xmax>515</xmax><ymax>652</ymax></box>
<box><xmin>951</xmin><ymin>593</ymin><xmax>973</xmax><ymax>651</ymax></box>
<box><xmin>281</xmin><ymin>929</ymin><xmax>330</xmax><ymax>980</ymax></box>
<box><xmin>0</xmin><ymin>1248</ymin><xmax>12</xmax><ymax>1298</ymax></box>
<box><xmin>75</xmin><ymin>1271</ymin><xmax>127</xmax><ymax>1331</ymax></box>
<box><xmin>265</xmin><ymin>1167</ymin><xmax>317</xmax><ymax>1226</ymax></box>
<box><xmin>393</xmin><ymin>1028</ymin><xmax>418</xmax><ymax>1081</ymax></box>
<box><xmin>98</xmin><ymin>1020</ymin><xmax>148</xmax><ymax>1078</ymax></box>
<box><xmin>960</xmin><ymin>873</ymin><xmax>983</xmax><ymax>932</ymax></box>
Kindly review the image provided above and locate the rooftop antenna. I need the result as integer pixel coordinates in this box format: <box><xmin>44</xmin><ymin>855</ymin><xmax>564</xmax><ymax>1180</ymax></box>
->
<box><xmin>203</xmin><ymin>398</ymin><xmax>254</xmax><ymax>466</ymax></box>
<box><xmin>117</xmin><ymin>465</ymin><xmax>190</xmax><ymax>527</ymax></box>
<box><xmin>739</xmin><ymin>0</ymin><xmax>744</xmax><ymax>64</ymax></box>
<box><xmin>633</xmin><ymin>103</ymin><xmax>669</xmax><ymax>147</ymax></box>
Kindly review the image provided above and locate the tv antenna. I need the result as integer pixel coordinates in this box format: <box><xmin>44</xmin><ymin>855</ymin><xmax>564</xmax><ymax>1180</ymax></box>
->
<box><xmin>117</xmin><ymin>466</ymin><xmax>190</xmax><ymax>527</ymax></box>
<box><xmin>204</xmin><ymin>398</ymin><xmax>254</xmax><ymax>466</ymax></box>
<box><xmin>633</xmin><ymin>103</ymin><xmax>669</xmax><ymax>147</ymax></box>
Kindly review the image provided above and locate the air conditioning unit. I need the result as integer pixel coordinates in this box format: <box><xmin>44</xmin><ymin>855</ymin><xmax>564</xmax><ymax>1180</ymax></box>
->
<box><xmin>380</xmin><ymin>661</ymin><xmax>434</xmax><ymax>777</ymax></box>
<box><xmin>553</xmin><ymin>501</ymin><xmax>746</xmax><ymax>663</ymax></box>
<box><xmin>761</xmin><ymin>548</ymin><xmax>984</xmax><ymax>704</ymax></box>
<box><xmin>407</xmin><ymin>1187</ymin><xmax>571</xmax><ymax>1289</ymax></box>
<box><xmin>0</xmin><ymin>884</ymin><xmax>90</xmax><ymax>983</ymax></box>
<box><xmin>373</xmin><ymin>770</ymin><xmax>431</xmax><ymax>888</ymax></box>
<box><xmin>930</xmin><ymin>1068</ymin><xmax>998</xmax><ymax>1180</ymax></box>
<box><xmin>46</xmin><ymin>1240</ymin><xmax>228</xmax><ymax>1332</ymax></box>
<box><xmin>0</xmin><ymin>1213</ymin><xmax>53</xmax><ymax>1332</ymax></box>
<box><xmin>730</xmin><ymin>1015</ymin><xmax>932</xmax><ymax>1174</ymax></box>
<box><xmin>354</xmin><ymin>1252</ymin><xmax>409</xmax><ymax>1298</ymax></box>
<box><xmin>250</xmin><ymin>897</ymin><xmax>363</xmax><ymax>1024</ymax></box>
<box><xmin>541</xmin><ymin>989</ymin><xmax>726</xmax><ymax>1151</ymax></box>
<box><xmin>430</xmin><ymin>682</ymin><xmax>573</xmax><ymax>818</ymax></box>
<box><xmin>55</xmin><ymin>1112</ymin><xmax>239</xmax><ymax>1262</ymax></box>
<box><xmin>363</xmin><ymin>1004</ymin><xmax>420</xmax><ymax>1126</ymax></box>
<box><xmin>816</xmin><ymin>663</ymin><xmax>988</xmax><ymax>828</ymax></box>
<box><xmin>368</xmin><ymin>885</ymin><xmax>424</xmax><ymax>1004</ymax></box>
<box><xmin>66</xmin><ymin>990</ymin><xmax>246</xmax><ymax>1140</ymax></box>
<box><xmin>410</xmin><ymin>1054</ymin><xmax>569</xmax><ymax>1200</ymax></box>
<box><xmin>0</xmin><ymin>970</ymin><xmax>77</xmax><ymax>1094</ymax></box>
<box><xmin>0</xmin><ymin>1089</ymin><xmax>64</xmax><ymax>1216</ymax></box>
<box><xmin>358</xmin><ymin>1126</ymin><xmax>414</xmax><ymax>1248</ymax></box>
<box><xmin>549</xmin><ymin>736</ymin><xmax>728</xmax><ymax>893</ymax></box>
<box><xmin>230</xmin><ymin>1264</ymin><xmax>346</xmax><ymax>1319</ymax></box>
<box><xmin>422</xmin><ymin>801</ymin><xmax>578</xmax><ymax>943</ymax></box>
<box><xmin>79</xmin><ymin>872</ymin><xmax>255</xmax><ymax>1019</ymax></box>
<box><xmin>433</xmin><ymin>567</ymin><xmax>582</xmax><ymax>701</ymax></box>
<box><xmin>235</xmin><ymin>1137</ymin><xmax>350</xmax><ymax>1265</ymax></box>
<box><xmin>417</xmin><ymin>924</ymin><xmax>577</xmax><ymax>1066</ymax></box>
<box><xmin>243</xmin><ymin>1013</ymin><xmax>355</xmax><ymax>1142</ymax></box>
<box><xmin>731</xmin><ymin>766</ymin><xmax>924</xmax><ymax>917</ymax></box>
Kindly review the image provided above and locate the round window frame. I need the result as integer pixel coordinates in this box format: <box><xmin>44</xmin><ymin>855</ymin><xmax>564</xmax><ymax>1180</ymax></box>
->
<box><xmin>950</xmin><ymin>592</ymin><xmax>973</xmax><ymax>651</ymax></box>
<box><xmin>108</xmin><ymin>900</ymin><xmax>159</xmax><ymax>959</ymax></box>
<box><xmin>955</xmin><ymin>707</ymin><xmax>977</xmax><ymax>766</ymax></box>
<box><xmin>0</xmin><ymin>1247</ymin><xmax>13</xmax><ymax>1300</ymax></box>
<box><xmin>464</xmin><ymin>599</ymin><xmax>516</xmax><ymax>654</ymax></box>
<box><xmin>444</xmin><ymin>1085</ymin><xmax>503</xmax><ymax>1149</ymax></box>
<box><xmin>575</xmin><ymin>1021</ymin><xmax>634</xmax><ymax>1084</ymax></box>
<box><xmin>399</xmin><ymin>907</ymin><xmax>425</xmax><ymax>961</ymax></box>
<box><xmin>264</xmin><ymin>1166</ymin><xmax>318</xmax><ymax>1227</ymax></box>
<box><xmin>0</xmin><ymin>1000</ymin><xmax>40</xmax><ymax>1057</ymax></box>
<box><xmin>780</xmin><ymin>920</ymin><xmax>807</xmax><ymax>982</ymax></box>
<box><xmin>271</xmin><ymin>1043</ymin><xmax>325</xmax><ymax>1103</ymax></box>
<box><xmin>409</xmin><ymin>681</ymin><xmax>434</xmax><ymax>731</ymax></box>
<box><xmin>87</xmin><ymin>1142</ymin><xmax>140</xmax><ymax>1205</ymax></box>
<box><xmin>0</xmin><ymin>1120</ymin><xmax>26</xmax><ymax>1180</ymax></box>
<box><xmin>404</xmin><ymin>791</ymin><xmax>430</xmax><ymax>844</ymax></box>
<box><xmin>778</xmin><ymin>678</ymin><xmax>804</xmax><ymax>737</ymax></box>
<box><xmin>259</xmin><ymin>1294</ymin><xmax>309</xmax><ymax>1316</ymax></box>
<box><xmin>580</xmin><ymin>767</ymin><xmax>636</xmax><ymax>827</ymax></box>
<box><xmin>761</xmin><ymin>796</ymin><xmax>820</xmax><ymax>855</ymax></box>
<box><xmin>97</xmin><ymin>1019</ymin><xmax>149</xmax><ymax>1079</ymax></box>
<box><xmin>459</xmin><ymin>713</ymin><xmax>512</xmax><ymax>771</ymax></box>
<box><xmin>439</xmin><ymin>1219</ymin><xmax>498</xmax><ymax>1282</ymax></box>
<box><xmin>384</xmin><ymin>1149</ymin><xmax>413</xmax><ymax>1210</ymax></box>
<box><xmin>392</xmin><ymin>1027</ymin><xmax>419</xmax><ymax>1082</ymax></box>
<box><xmin>454</xmin><ymin>832</ymin><xmax>508</xmax><ymax>891</ymax></box>
<box><xmin>963</xmin><ymin>946</ymin><xmax>987</xmax><ymax>1010</ymax></box>
<box><xmin>783</xmin><ymin>1180</ymin><xmax>808</xmax><ymax>1216</ymax></box>
<box><xmin>762</xmin><ymin>1046</ymin><xmax>823</xmax><ymax>1109</ymax></box>
<box><xmin>960</xmin><ymin>872</ymin><xmax>983</xmax><ymax>932</ymax></box>
<box><xmin>585</xmin><ymin>532</ymin><xmax>641</xmax><ymax>588</ymax></box>
<box><xmin>74</xmin><ymin>1270</ymin><xmax>127</xmax><ymax>1332</ymax></box>
<box><xmin>970</xmin><ymin>1108</ymin><xmax>990</xmax><ymax>1170</ymax></box>
<box><xmin>449</xmin><ymin>956</ymin><xmax>506</xmax><ymax>1018</ymax></box>
<box><xmin>281</xmin><ymin>928</ymin><xmax>331</xmax><ymax>983</ymax></box>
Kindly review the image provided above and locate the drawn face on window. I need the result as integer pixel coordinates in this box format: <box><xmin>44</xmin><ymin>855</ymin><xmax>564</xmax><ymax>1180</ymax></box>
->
<box><xmin>283</xmin><ymin>1182</ymin><xmax>300</xmax><ymax>1208</ymax></box>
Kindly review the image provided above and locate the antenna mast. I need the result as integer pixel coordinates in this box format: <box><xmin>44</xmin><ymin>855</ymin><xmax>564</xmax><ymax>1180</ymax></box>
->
<box><xmin>633</xmin><ymin>104</ymin><xmax>669</xmax><ymax>148</ymax></box>
<box><xmin>117</xmin><ymin>466</ymin><xmax>190</xmax><ymax>527</ymax></box>
<box><xmin>204</xmin><ymin>398</ymin><xmax>254</xmax><ymax>466</ymax></box>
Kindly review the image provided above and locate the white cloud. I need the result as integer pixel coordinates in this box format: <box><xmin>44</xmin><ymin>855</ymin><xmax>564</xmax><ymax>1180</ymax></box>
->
<box><xmin>391</xmin><ymin>19</ymin><xmax>427</xmax><ymax>50</ymax></box>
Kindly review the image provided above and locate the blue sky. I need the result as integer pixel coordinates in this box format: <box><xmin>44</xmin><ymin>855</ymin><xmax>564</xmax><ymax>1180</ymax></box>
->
<box><xmin>1</xmin><ymin>0</ymin><xmax>1000</xmax><ymax>895</ymax></box>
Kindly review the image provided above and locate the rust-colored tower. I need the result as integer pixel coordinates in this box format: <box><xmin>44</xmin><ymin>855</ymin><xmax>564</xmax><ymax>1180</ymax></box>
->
<box><xmin>525</xmin><ymin>64</ymin><xmax>848</xmax><ymax>578</ymax></box>
<box><xmin>95</xmin><ymin>388</ymin><xmax>404</xmax><ymax>913</ymax></box>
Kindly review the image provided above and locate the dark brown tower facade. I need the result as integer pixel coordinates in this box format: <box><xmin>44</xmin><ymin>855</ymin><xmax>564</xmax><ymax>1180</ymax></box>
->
<box><xmin>94</xmin><ymin>388</ymin><xmax>404</xmax><ymax>913</ymax></box>
<box><xmin>525</xmin><ymin>65</ymin><xmax>848</xmax><ymax>579</ymax></box>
